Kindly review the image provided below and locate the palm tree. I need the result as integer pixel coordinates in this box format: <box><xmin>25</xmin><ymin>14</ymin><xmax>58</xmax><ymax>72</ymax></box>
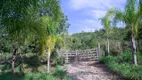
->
<box><xmin>45</xmin><ymin>36</ymin><xmax>56</xmax><ymax>73</ymax></box>
<box><xmin>38</xmin><ymin>0</ymin><xmax>67</xmax><ymax>73</ymax></box>
<box><xmin>0</xmin><ymin>0</ymin><xmax>66</xmax><ymax>73</ymax></box>
<box><xmin>106</xmin><ymin>0</ymin><xmax>142</xmax><ymax>65</ymax></box>
<box><xmin>101</xmin><ymin>9</ymin><xmax>115</xmax><ymax>56</ymax></box>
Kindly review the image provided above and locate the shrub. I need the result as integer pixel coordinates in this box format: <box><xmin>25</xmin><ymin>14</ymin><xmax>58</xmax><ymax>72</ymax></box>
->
<box><xmin>100</xmin><ymin>51</ymin><xmax>142</xmax><ymax>80</ymax></box>
<box><xmin>50</xmin><ymin>51</ymin><xmax>65</xmax><ymax>66</ymax></box>
<box><xmin>111</xmin><ymin>45</ymin><xmax>122</xmax><ymax>56</ymax></box>
<box><xmin>54</xmin><ymin>65</ymin><xmax>67</xmax><ymax>79</ymax></box>
<box><xmin>137</xmin><ymin>53</ymin><xmax>142</xmax><ymax>65</ymax></box>
<box><xmin>0</xmin><ymin>72</ymin><xmax>57</xmax><ymax>80</ymax></box>
<box><xmin>25</xmin><ymin>73</ymin><xmax>57</xmax><ymax>80</ymax></box>
<box><xmin>57</xmin><ymin>55</ymin><xmax>65</xmax><ymax>65</ymax></box>
<box><xmin>115</xmin><ymin>51</ymin><xmax>132</xmax><ymax>64</ymax></box>
<box><xmin>53</xmin><ymin>65</ymin><xmax>72</xmax><ymax>80</ymax></box>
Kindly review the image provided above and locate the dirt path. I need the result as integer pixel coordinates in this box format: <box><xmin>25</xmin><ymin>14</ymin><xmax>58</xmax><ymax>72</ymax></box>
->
<box><xmin>65</xmin><ymin>61</ymin><xmax>123</xmax><ymax>80</ymax></box>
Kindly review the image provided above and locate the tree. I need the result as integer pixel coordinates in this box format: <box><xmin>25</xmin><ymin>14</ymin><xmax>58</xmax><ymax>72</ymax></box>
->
<box><xmin>38</xmin><ymin>0</ymin><xmax>69</xmax><ymax>73</ymax></box>
<box><xmin>101</xmin><ymin>9</ymin><xmax>114</xmax><ymax>56</ymax></box>
<box><xmin>0</xmin><ymin>0</ymin><xmax>48</xmax><ymax>73</ymax></box>
<box><xmin>0</xmin><ymin>0</ymin><xmax>68</xmax><ymax>73</ymax></box>
<box><xmin>107</xmin><ymin>0</ymin><xmax>142</xmax><ymax>65</ymax></box>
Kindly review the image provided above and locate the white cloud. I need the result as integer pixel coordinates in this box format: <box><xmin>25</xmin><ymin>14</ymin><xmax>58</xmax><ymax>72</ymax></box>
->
<box><xmin>85</xmin><ymin>10</ymin><xmax>107</xmax><ymax>19</ymax></box>
<box><xmin>82</xmin><ymin>19</ymin><xmax>103</xmax><ymax>30</ymax></box>
<box><xmin>69</xmin><ymin>19</ymin><xmax>103</xmax><ymax>34</ymax></box>
<box><xmin>69</xmin><ymin>0</ymin><xmax>112</xmax><ymax>10</ymax></box>
<box><xmin>69</xmin><ymin>0</ymin><xmax>126</xmax><ymax>20</ymax></box>
<box><xmin>66</xmin><ymin>0</ymin><xmax>126</xmax><ymax>33</ymax></box>
<box><xmin>69</xmin><ymin>0</ymin><xmax>126</xmax><ymax>10</ymax></box>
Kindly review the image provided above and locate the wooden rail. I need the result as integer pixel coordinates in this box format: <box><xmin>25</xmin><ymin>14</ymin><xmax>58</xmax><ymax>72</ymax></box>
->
<box><xmin>57</xmin><ymin>43</ymin><xmax>101</xmax><ymax>63</ymax></box>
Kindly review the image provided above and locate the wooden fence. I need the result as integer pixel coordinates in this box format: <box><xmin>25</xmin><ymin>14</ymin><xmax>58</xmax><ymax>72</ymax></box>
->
<box><xmin>57</xmin><ymin>43</ymin><xmax>101</xmax><ymax>63</ymax></box>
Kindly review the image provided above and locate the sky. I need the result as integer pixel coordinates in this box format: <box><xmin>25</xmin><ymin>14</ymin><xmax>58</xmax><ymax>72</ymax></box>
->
<box><xmin>60</xmin><ymin>0</ymin><xmax>127</xmax><ymax>34</ymax></box>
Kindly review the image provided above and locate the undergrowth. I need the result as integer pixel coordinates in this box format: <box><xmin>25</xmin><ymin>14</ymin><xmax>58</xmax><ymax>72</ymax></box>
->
<box><xmin>100</xmin><ymin>51</ymin><xmax>142</xmax><ymax>80</ymax></box>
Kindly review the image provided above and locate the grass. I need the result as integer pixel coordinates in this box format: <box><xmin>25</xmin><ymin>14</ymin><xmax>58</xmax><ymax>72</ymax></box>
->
<box><xmin>100</xmin><ymin>51</ymin><xmax>142</xmax><ymax>80</ymax></box>
<box><xmin>0</xmin><ymin>72</ymin><xmax>57</xmax><ymax>80</ymax></box>
<box><xmin>54</xmin><ymin>65</ymin><xmax>68</xmax><ymax>79</ymax></box>
<box><xmin>0</xmin><ymin>65</ymin><xmax>72</xmax><ymax>80</ymax></box>
<box><xmin>0</xmin><ymin>53</ymin><xmax>72</xmax><ymax>80</ymax></box>
<box><xmin>0</xmin><ymin>62</ymin><xmax>72</xmax><ymax>80</ymax></box>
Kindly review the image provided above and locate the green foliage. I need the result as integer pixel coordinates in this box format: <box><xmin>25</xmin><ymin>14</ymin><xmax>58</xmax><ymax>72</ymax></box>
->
<box><xmin>24</xmin><ymin>55</ymin><xmax>41</xmax><ymax>68</ymax></box>
<box><xmin>54</xmin><ymin>66</ymin><xmax>66</xmax><ymax>79</ymax></box>
<box><xmin>115</xmin><ymin>51</ymin><xmax>132</xmax><ymax>63</ymax></box>
<box><xmin>56</xmin><ymin>56</ymin><xmax>65</xmax><ymax>66</ymax></box>
<box><xmin>0</xmin><ymin>0</ymin><xmax>69</xmax><ymax>55</ymax></box>
<box><xmin>101</xmin><ymin>8</ymin><xmax>115</xmax><ymax>37</ymax></box>
<box><xmin>0</xmin><ymin>72</ymin><xmax>57</xmax><ymax>80</ymax></box>
<box><xmin>24</xmin><ymin>73</ymin><xmax>56</xmax><ymax>80</ymax></box>
<box><xmin>100</xmin><ymin>51</ymin><xmax>142</xmax><ymax>80</ymax></box>
<box><xmin>69</xmin><ymin>27</ymin><xmax>128</xmax><ymax>50</ymax></box>
<box><xmin>50</xmin><ymin>51</ymin><xmax>65</xmax><ymax>66</ymax></box>
<box><xmin>0</xmin><ymin>0</ymin><xmax>69</xmax><ymax>75</ymax></box>
<box><xmin>54</xmin><ymin>65</ymin><xmax>72</xmax><ymax>80</ymax></box>
<box><xmin>0</xmin><ymin>53</ymin><xmax>11</xmax><ymax>61</ymax></box>
<box><xmin>137</xmin><ymin>53</ymin><xmax>142</xmax><ymax>65</ymax></box>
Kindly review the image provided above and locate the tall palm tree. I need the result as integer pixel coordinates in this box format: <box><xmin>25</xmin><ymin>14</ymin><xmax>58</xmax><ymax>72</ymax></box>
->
<box><xmin>106</xmin><ymin>0</ymin><xmax>142</xmax><ymax>65</ymax></box>
<box><xmin>38</xmin><ymin>0</ymin><xmax>67</xmax><ymax>73</ymax></box>
<box><xmin>0</xmin><ymin>0</ymin><xmax>66</xmax><ymax>73</ymax></box>
<box><xmin>101</xmin><ymin>9</ymin><xmax>115</xmax><ymax>56</ymax></box>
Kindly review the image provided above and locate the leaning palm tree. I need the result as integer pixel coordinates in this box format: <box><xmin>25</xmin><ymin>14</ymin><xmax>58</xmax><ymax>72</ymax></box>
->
<box><xmin>107</xmin><ymin>0</ymin><xmax>142</xmax><ymax>65</ymax></box>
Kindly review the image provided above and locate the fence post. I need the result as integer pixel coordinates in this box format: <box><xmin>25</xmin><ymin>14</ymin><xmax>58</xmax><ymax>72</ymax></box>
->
<box><xmin>98</xmin><ymin>42</ymin><xmax>100</xmax><ymax>59</ymax></box>
<box><xmin>66</xmin><ymin>50</ymin><xmax>68</xmax><ymax>63</ymax></box>
<box><xmin>75</xmin><ymin>50</ymin><xmax>78</xmax><ymax>63</ymax></box>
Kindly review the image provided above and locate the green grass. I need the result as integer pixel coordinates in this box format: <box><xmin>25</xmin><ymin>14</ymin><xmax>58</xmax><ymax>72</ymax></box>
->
<box><xmin>0</xmin><ymin>66</ymin><xmax>72</xmax><ymax>80</ymax></box>
<box><xmin>100</xmin><ymin>51</ymin><xmax>142</xmax><ymax>80</ymax></box>
<box><xmin>0</xmin><ymin>64</ymin><xmax>72</xmax><ymax>80</ymax></box>
<box><xmin>0</xmin><ymin>53</ymin><xmax>72</xmax><ymax>80</ymax></box>
<box><xmin>54</xmin><ymin>65</ymin><xmax>68</xmax><ymax>79</ymax></box>
<box><xmin>0</xmin><ymin>72</ymin><xmax>57</xmax><ymax>80</ymax></box>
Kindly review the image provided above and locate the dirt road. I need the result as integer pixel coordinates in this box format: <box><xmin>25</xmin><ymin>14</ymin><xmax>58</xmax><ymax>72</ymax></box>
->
<box><xmin>66</xmin><ymin>61</ymin><xmax>123</xmax><ymax>80</ymax></box>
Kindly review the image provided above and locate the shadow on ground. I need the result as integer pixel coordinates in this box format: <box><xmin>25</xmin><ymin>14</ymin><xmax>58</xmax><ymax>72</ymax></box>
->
<box><xmin>0</xmin><ymin>72</ymin><xmax>25</xmax><ymax>80</ymax></box>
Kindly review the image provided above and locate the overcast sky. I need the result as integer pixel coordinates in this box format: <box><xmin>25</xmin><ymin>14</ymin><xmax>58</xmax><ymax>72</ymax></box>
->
<box><xmin>60</xmin><ymin>0</ymin><xmax>127</xmax><ymax>34</ymax></box>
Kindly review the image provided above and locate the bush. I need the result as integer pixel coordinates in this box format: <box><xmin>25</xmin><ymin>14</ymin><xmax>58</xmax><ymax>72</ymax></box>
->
<box><xmin>111</xmin><ymin>45</ymin><xmax>122</xmax><ymax>56</ymax></box>
<box><xmin>115</xmin><ymin>51</ymin><xmax>132</xmax><ymax>64</ymax></box>
<box><xmin>50</xmin><ymin>51</ymin><xmax>65</xmax><ymax>66</ymax></box>
<box><xmin>54</xmin><ymin>65</ymin><xmax>67</xmax><ymax>79</ymax></box>
<box><xmin>56</xmin><ymin>55</ymin><xmax>65</xmax><ymax>65</ymax></box>
<box><xmin>25</xmin><ymin>73</ymin><xmax>57</xmax><ymax>80</ymax></box>
<box><xmin>53</xmin><ymin>65</ymin><xmax>72</xmax><ymax>80</ymax></box>
<box><xmin>100</xmin><ymin>51</ymin><xmax>142</xmax><ymax>80</ymax></box>
<box><xmin>0</xmin><ymin>72</ymin><xmax>57</xmax><ymax>80</ymax></box>
<box><xmin>137</xmin><ymin>53</ymin><xmax>142</xmax><ymax>65</ymax></box>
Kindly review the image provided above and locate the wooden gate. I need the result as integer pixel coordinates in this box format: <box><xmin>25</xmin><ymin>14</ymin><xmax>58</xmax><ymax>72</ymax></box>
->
<box><xmin>57</xmin><ymin>47</ymin><xmax>100</xmax><ymax>63</ymax></box>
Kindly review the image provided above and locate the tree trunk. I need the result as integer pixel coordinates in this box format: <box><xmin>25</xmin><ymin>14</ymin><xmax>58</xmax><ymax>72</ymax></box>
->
<box><xmin>131</xmin><ymin>33</ymin><xmax>138</xmax><ymax>66</ymax></box>
<box><xmin>98</xmin><ymin>42</ymin><xmax>100</xmax><ymax>58</ymax></box>
<box><xmin>107</xmin><ymin>38</ymin><xmax>110</xmax><ymax>56</ymax></box>
<box><xmin>47</xmin><ymin>48</ymin><xmax>50</xmax><ymax>73</ymax></box>
<box><xmin>11</xmin><ymin>48</ymin><xmax>17</xmax><ymax>74</ymax></box>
